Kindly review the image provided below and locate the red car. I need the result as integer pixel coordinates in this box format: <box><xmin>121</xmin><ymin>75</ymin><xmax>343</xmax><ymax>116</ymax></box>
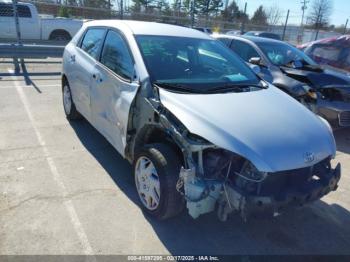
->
<box><xmin>298</xmin><ymin>35</ymin><xmax>350</xmax><ymax>75</ymax></box>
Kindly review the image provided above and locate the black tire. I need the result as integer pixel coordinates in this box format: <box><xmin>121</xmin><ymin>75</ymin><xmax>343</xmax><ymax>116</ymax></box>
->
<box><xmin>133</xmin><ymin>143</ymin><xmax>185</xmax><ymax>220</ymax></box>
<box><xmin>62</xmin><ymin>80</ymin><xmax>81</xmax><ymax>120</ymax></box>
<box><xmin>49</xmin><ymin>30</ymin><xmax>71</xmax><ymax>41</ymax></box>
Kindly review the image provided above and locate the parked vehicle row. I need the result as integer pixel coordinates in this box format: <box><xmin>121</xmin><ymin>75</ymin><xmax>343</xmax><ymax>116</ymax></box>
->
<box><xmin>194</xmin><ymin>27</ymin><xmax>282</xmax><ymax>40</ymax></box>
<box><xmin>244</xmin><ymin>31</ymin><xmax>281</xmax><ymax>40</ymax></box>
<box><xmin>61</xmin><ymin>20</ymin><xmax>342</xmax><ymax>222</ymax></box>
<box><xmin>0</xmin><ymin>2</ymin><xmax>83</xmax><ymax>40</ymax></box>
<box><xmin>213</xmin><ymin>34</ymin><xmax>350</xmax><ymax>129</ymax></box>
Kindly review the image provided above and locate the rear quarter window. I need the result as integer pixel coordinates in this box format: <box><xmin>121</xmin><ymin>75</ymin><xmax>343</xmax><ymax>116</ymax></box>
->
<box><xmin>312</xmin><ymin>45</ymin><xmax>341</xmax><ymax>62</ymax></box>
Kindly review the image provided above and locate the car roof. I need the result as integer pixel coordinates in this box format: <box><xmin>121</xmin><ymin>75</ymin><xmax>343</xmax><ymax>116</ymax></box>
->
<box><xmin>213</xmin><ymin>34</ymin><xmax>284</xmax><ymax>44</ymax></box>
<box><xmin>85</xmin><ymin>20</ymin><xmax>211</xmax><ymax>39</ymax></box>
<box><xmin>246</xmin><ymin>31</ymin><xmax>278</xmax><ymax>35</ymax></box>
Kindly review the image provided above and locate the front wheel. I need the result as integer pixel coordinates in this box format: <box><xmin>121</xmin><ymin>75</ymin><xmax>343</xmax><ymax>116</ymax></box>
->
<box><xmin>133</xmin><ymin>143</ymin><xmax>184</xmax><ymax>220</ymax></box>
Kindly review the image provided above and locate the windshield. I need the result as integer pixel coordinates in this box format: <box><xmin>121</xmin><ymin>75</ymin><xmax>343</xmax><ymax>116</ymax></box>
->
<box><xmin>257</xmin><ymin>42</ymin><xmax>317</xmax><ymax>66</ymax></box>
<box><xmin>136</xmin><ymin>35</ymin><xmax>261</xmax><ymax>92</ymax></box>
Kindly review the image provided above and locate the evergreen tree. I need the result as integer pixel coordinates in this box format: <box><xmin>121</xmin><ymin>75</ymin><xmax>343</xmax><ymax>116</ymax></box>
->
<box><xmin>222</xmin><ymin>1</ymin><xmax>248</xmax><ymax>22</ymax></box>
<box><xmin>83</xmin><ymin>0</ymin><xmax>111</xmax><ymax>9</ymax></box>
<box><xmin>131</xmin><ymin>0</ymin><xmax>157</xmax><ymax>12</ymax></box>
<box><xmin>250</xmin><ymin>5</ymin><xmax>267</xmax><ymax>25</ymax></box>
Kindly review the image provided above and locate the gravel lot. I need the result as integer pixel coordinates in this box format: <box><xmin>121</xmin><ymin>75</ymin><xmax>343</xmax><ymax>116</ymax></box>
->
<box><xmin>1</xmin><ymin>58</ymin><xmax>350</xmax><ymax>255</ymax></box>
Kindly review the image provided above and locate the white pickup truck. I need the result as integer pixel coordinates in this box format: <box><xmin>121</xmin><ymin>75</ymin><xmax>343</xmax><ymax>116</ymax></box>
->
<box><xmin>0</xmin><ymin>2</ymin><xmax>83</xmax><ymax>40</ymax></box>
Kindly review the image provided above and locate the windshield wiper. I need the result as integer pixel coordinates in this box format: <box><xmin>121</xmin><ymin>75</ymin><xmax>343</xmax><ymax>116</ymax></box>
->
<box><xmin>154</xmin><ymin>82</ymin><xmax>206</xmax><ymax>94</ymax></box>
<box><xmin>204</xmin><ymin>82</ymin><xmax>267</xmax><ymax>93</ymax></box>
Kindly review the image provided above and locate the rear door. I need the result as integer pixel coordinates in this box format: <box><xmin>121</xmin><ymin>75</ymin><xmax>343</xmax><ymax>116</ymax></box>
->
<box><xmin>91</xmin><ymin>29</ymin><xmax>138</xmax><ymax>155</ymax></box>
<box><xmin>70</xmin><ymin>27</ymin><xmax>106</xmax><ymax>120</ymax></box>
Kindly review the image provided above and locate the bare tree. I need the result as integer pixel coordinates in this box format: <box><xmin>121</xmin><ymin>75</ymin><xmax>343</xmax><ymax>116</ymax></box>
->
<box><xmin>267</xmin><ymin>4</ymin><xmax>284</xmax><ymax>26</ymax></box>
<box><xmin>307</xmin><ymin>0</ymin><xmax>333</xmax><ymax>28</ymax></box>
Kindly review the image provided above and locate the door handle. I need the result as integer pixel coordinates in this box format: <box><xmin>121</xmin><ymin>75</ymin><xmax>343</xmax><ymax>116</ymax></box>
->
<box><xmin>70</xmin><ymin>55</ymin><xmax>76</xmax><ymax>62</ymax></box>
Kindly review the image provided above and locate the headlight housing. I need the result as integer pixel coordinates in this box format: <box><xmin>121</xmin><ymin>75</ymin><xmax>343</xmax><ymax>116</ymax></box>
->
<box><xmin>234</xmin><ymin>161</ymin><xmax>268</xmax><ymax>193</ymax></box>
<box><xmin>307</xmin><ymin>90</ymin><xmax>318</xmax><ymax>100</ymax></box>
<box><xmin>302</xmin><ymin>85</ymin><xmax>317</xmax><ymax>100</ymax></box>
<box><xmin>239</xmin><ymin>161</ymin><xmax>267</xmax><ymax>182</ymax></box>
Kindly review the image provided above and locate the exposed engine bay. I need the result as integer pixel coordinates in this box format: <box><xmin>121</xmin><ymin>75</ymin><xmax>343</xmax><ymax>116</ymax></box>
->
<box><xmin>177</xmin><ymin>148</ymin><xmax>340</xmax><ymax>221</ymax></box>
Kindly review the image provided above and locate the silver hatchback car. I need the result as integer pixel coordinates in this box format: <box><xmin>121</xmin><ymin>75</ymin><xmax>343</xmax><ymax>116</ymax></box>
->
<box><xmin>62</xmin><ymin>20</ymin><xmax>340</xmax><ymax>221</ymax></box>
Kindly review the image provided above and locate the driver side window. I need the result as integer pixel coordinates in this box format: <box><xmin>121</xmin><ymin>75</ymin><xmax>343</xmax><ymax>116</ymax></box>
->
<box><xmin>230</xmin><ymin>40</ymin><xmax>260</xmax><ymax>62</ymax></box>
<box><xmin>100</xmin><ymin>30</ymin><xmax>134</xmax><ymax>81</ymax></box>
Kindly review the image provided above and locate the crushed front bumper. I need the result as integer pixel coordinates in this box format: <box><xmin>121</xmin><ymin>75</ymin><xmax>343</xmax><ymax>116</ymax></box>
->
<box><xmin>225</xmin><ymin>163</ymin><xmax>341</xmax><ymax>219</ymax></box>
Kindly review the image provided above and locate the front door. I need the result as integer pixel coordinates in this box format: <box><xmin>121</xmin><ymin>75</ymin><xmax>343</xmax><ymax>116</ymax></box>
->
<box><xmin>91</xmin><ymin>30</ymin><xmax>139</xmax><ymax>156</ymax></box>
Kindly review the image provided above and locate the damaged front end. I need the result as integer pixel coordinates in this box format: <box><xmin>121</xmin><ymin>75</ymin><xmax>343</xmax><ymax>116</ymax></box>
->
<box><xmin>177</xmin><ymin>148</ymin><xmax>341</xmax><ymax>221</ymax></box>
<box><xmin>128</xmin><ymin>79</ymin><xmax>341</xmax><ymax>221</ymax></box>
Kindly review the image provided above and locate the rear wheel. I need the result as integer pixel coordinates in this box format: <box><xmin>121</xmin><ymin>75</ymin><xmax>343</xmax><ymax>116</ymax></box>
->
<box><xmin>62</xmin><ymin>81</ymin><xmax>81</xmax><ymax>120</ymax></box>
<box><xmin>49</xmin><ymin>30</ymin><xmax>71</xmax><ymax>41</ymax></box>
<box><xmin>133</xmin><ymin>143</ymin><xmax>184</xmax><ymax>220</ymax></box>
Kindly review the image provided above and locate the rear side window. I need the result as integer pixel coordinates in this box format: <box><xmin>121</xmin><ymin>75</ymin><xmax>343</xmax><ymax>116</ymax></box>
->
<box><xmin>80</xmin><ymin>28</ymin><xmax>105</xmax><ymax>59</ymax></box>
<box><xmin>311</xmin><ymin>45</ymin><xmax>341</xmax><ymax>62</ymax></box>
<box><xmin>0</xmin><ymin>4</ymin><xmax>32</xmax><ymax>18</ymax></box>
<box><xmin>100</xmin><ymin>30</ymin><xmax>134</xmax><ymax>81</ymax></box>
<box><xmin>261</xmin><ymin>33</ymin><xmax>280</xmax><ymax>40</ymax></box>
<box><xmin>230</xmin><ymin>40</ymin><xmax>260</xmax><ymax>62</ymax></box>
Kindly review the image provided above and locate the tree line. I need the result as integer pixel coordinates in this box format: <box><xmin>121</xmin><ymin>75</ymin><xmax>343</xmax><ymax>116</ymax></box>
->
<box><xmin>56</xmin><ymin>0</ymin><xmax>336</xmax><ymax>30</ymax></box>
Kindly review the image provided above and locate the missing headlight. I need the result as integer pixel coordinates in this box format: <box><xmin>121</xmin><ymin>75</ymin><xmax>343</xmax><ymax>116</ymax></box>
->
<box><xmin>202</xmin><ymin>149</ymin><xmax>243</xmax><ymax>179</ymax></box>
<box><xmin>234</xmin><ymin>161</ymin><xmax>267</xmax><ymax>194</ymax></box>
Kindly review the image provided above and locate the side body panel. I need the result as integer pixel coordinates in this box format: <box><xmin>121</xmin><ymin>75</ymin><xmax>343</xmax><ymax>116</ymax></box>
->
<box><xmin>90</xmin><ymin>64</ymin><xmax>139</xmax><ymax>155</ymax></box>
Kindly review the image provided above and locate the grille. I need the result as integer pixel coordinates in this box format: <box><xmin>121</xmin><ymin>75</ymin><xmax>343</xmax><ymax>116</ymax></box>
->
<box><xmin>339</xmin><ymin>111</ymin><xmax>350</xmax><ymax>127</ymax></box>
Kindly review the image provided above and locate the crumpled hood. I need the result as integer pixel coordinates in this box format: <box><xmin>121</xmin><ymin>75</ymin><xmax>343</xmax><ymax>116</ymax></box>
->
<box><xmin>159</xmin><ymin>86</ymin><xmax>336</xmax><ymax>172</ymax></box>
<box><xmin>281</xmin><ymin>66</ymin><xmax>350</xmax><ymax>88</ymax></box>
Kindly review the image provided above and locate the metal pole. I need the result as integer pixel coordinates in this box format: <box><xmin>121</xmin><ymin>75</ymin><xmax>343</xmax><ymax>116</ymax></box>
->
<box><xmin>315</xmin><ymin>14</ymin><xmax>322</xmax><ymax>40</ymax></box>
<box><xmin>12</xmin><ymin>0</ymin><xmax>21</xmax><ymax>45</ymax></box>
<box><xmin>120</xmin><ymin>0</ymin><xmax>124</xmax><ymax>19</ymax></box>
<box><xmin>300</xmin><ymin>0</ymin><xmax>309</xmax><ymax>26</ymax></box>
<box><xmin>240</xmin><ymin>2</ymin><xmax>247</xmax><ymax>34</ymax></box>
<box><xmin>344</xmin><ymin>18</ymin><xmax>349</xmax><ymax>34</ymax></box>
<box><xmin>314</xmin><ymin>6</ymin><xmax>322</xmax><ymax>41</ymax></box>
<box><xmin>282</xmin><ymin>9</ymin><xmax>290</xmax><ymax>41</ymax></box>
<box><xmin>299</xmin><ymin>0</ymin><xmax>309</xmax><ymax>43</ymax></box>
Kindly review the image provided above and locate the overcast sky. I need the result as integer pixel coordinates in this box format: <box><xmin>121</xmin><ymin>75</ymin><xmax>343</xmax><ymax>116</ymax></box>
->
<box><xmin>236</xmin><ymin>0</ymin><xmax>349</xmax><ymax>26</ymax></box>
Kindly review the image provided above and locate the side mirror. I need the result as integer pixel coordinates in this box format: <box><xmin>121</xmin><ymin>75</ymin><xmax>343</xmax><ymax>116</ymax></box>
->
<box><xmin>249</xmin><ymin>57</ymin><xmax>262</xmax><ymax>66</ymax></box>
<box><xmin>250</xmin><ymin>64</ymin><xmax>261</xmax><ymax>75</ymax></box>
<box><xmin>292</xmin><ymin>60</ymin><xmax>303</xmax><ymax>69</ymax></box>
